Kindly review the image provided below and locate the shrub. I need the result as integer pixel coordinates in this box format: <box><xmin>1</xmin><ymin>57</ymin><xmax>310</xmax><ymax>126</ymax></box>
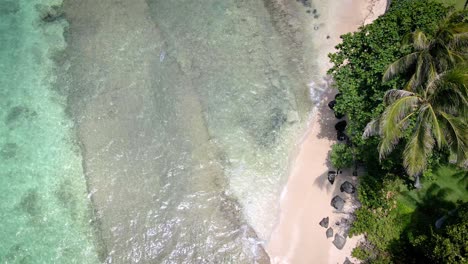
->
<box><xmin>330</xmin><ymin>143</ymin><xmax>354</xmax><ymax>169</ymax></box>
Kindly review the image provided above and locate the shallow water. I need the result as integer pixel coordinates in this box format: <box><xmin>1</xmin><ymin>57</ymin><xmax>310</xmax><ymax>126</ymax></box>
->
<box><xmin>1</xmin><ymin>0</ymin><xmax>312</xmax><ymax>263</ymax></box>
<box><xmin>0</xmin><ymin>0</ymin><xmax>100</xmax><ymax>262</ymax></box>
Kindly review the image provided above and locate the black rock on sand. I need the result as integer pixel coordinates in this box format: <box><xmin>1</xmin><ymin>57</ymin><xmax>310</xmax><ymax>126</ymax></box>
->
<box><xmin>340</xmin><ymin>181</ymin><xmax>356</xmax><ymax>194</ymax></box>
<box><xmin>331</xmin><ymin>195</ymin><xmax>345</xmax><ymax>210</ymax></box>
<box><xmin>333</xmin><ymin>234</ymin><xmax>347</xmax><ymax>249</ymax></box>
<box><xmin>319</xmin><ymin>217</ymin><xmax>329</xmax><ymax>228</ymax></box>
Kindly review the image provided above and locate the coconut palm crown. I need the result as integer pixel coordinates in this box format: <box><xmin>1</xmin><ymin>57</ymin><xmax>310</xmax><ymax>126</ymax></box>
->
<box><xmin>383</xmin><ymin>11</ymin><xmax>468</xmax><ymax>92</ymax></box>
<box><xmin>364</xmin><ymin>12</ymin><xmax>468</xmax><ymax>177</ymax></box>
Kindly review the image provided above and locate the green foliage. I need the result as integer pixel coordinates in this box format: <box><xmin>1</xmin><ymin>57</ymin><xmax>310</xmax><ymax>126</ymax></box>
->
<box><xmin>364</xmin><ymin>11</ymin><xmax>468</xmax><ymax>176</ymax></box>
<box><xmin>327</xmin><ymin>1</ymin><xmax>467</xmax><ymax>263</ymax></box>
<box><xmin>330</xmin><ymin>143</ymin><xmax>354</xmax><ymax>169</ymax></box>
<box><xmin>351</xmin><ymin>246</ymin><xmax>373</xmax><ymax>262</ymax></box>
<box><xmin>351</xmin><ymin>200</ymin><xmax>408</xmax><ymax>263</ymax></box>
<box><xmin>328</xmin><ymin>0</ymin><xmax>449</xmax><ymax>172</ymax></box>
<box><xmin>432</xmin><ymin>203</ymin><xmax>468</xmax><ymax>263</ymax></box>
<box><xmin>356</xmin><ymin>173</ymin><xmax>401</xmax><ymax>209</ymax></box>
<box><xmin>352</xmin><ymin>165</ymin><xmax>468</xmax><ymax>263</ymax></box>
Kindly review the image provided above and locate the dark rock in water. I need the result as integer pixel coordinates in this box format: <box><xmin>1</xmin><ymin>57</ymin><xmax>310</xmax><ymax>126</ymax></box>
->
<box><xmin>5</xmin><ymin>106</ymin><xmax>37</xmax><ymax>125</ymax></box>
<box><xmin>0</xmin><ymin>143</ymin><xmax>18</xmax><ymax>159</ymax></box>
<box><xmin>331</xmin><ymin>195</ymin><xmax>345</xmax><ymax>210</ymax></box>
<box><xmin>333</xmin><ymin>234</ymin><xmax>347</xmax><ymax>250</ymax></box>
<box><xmin>328</xmin><ymin>171</ymin><xmax>336</xmax><ymax>185</ymax></box>
<box><xmin>0</xmin><ymin>1</ymin><xmax>20</xmax><ymax>15</ymax></box>
<box><xmin>328</xmin><ymin>100</ymin><xmax>336</xmax><ymax>110</ymax></box>
<box><xmin>335</xmin><ymin>120</ymin><xmax>347</xmax><ymax>132</ymax></box>
<box><xmin>337</xmin><ymin>131</ymin><xmax>348</xmax><ymax>141</ymax></box>
<box><xmin>344</xmin><ymin>257</ymin><xmax>353</xmax><ymax>264</ymax></box>
<box><xmin>257</xmin><ymin>107</ymin><xmax>286</xmax><ymax>147</ymax></box>
<box><xmin>340</xmin><ymin>181</ymin><xmax>356</xmax><ymax>194</ymax></box>
<box><xmin>326</xmin><ymin>228</ymin><xmax>333</xmax><ymax>238</ymax></box>
<box><xmin>352</xmin><ymin>170</ymin><xmax>358</xmax><ymax>176</ymax></box>
<box><xmin>19</xmin><ymin>189</ymin><xmax>41</xmax><ymax>216</ymax></box>
<box><xmin>297</xmin><ymin>0</ymin><xmax>312</xmax><ymax>7</ymax></box>
<box><xmin>319</xmin><ymin>217</ymin><xmax>329</xmax><ymax>228</ymax></box>
<box><xmin>37</xmin><ymin>5</ymin><xmax>64</xmax><ymax>23</ymax></box>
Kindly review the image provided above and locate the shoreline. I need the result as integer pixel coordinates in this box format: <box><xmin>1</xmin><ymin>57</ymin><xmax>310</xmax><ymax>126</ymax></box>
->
<box><xmin>266</xmin><ymin>0</ymin><xmax>387</xmax><ymax>263</ymax></box>
<box><xmin>62</xmin><ymin>0</ymin><xmax>309</xmax><ymax>262</ymax></box>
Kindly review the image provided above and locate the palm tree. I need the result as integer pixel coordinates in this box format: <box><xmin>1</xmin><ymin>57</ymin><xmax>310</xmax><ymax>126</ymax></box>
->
<box><xmin>383</xmin><ymin>11</ymin><xmax>468</xmax><ymax>92</ymax></box>
<box><xmin>363</xmin><ymin>12</ymin><xmax>467</xmax><ymax>179</ymax></box>
<box><xmin>364</xmin><ymin>64</ymin><xmax>467</xmax><ymax>178</ymax></box>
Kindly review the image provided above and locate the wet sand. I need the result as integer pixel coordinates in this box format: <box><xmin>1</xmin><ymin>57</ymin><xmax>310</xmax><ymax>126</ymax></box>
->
<box><xmin>267</xmin><ymin>0</ymin><xmax>387</xmax><ymax>263</ymax></box>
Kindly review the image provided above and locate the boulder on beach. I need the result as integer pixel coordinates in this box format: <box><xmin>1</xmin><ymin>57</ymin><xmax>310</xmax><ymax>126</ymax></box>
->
<box><xmin>319</xmin><ymin>217</ymin><xmax>329</xmax><ymax>228</ymax></box>
<box><xmin>328</xmin><ymin>100</ymin><xmax>336</xmax><ymax>110</ymax></box>
<box><xmin>340</xmin><ymin>181</ymin><xmax>356</xmax><ymax>194</ymax></box>
<box><xmin>326</xmin><ymin>227</ymin><xmax>333</xmax><ymax>238</ymax></box>
<box><xmin>334</xmin><ymin>120</ymin><xmax>347</xmax><ymax>132</ymax></box>
<box><xmin>337</xmin><ymin>131</ymin><xmax>348</xmax><ymax>141</ymax></box>
<box><xmin>327</xmin><ymin>171</ymin><xmax>336</xmax><ymax>185</ymax></box>
<box><xmin>344</xmin><ymin>257</ymin><xmax>353</xmax><ymax>264</ymax></box>
<box><xmin>331</xmin><ymin>195</ymin><xmax>345</xmax><ymax>210</ymax></box>
<box><xmin>333</xmin><ymin>234</ymin><xmax>347</xmax><ymax>250</ymax></box>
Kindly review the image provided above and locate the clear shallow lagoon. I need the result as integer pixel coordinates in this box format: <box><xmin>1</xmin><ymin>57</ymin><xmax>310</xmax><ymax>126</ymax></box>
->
<box><xmin>2</xmin><ymin>0</ymin><xmax>311</xmax><ymax>263</ymax></box>
<box><xmin>0</xmin><ymin>0</ymin><xmax>100</xmax><ymax>262</ymax></box>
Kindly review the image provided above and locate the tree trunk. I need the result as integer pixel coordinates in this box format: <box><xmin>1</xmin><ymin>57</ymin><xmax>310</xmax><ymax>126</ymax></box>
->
<box><xmin>414</xmin><ymin>174</ymin><xmax>422</xmax><ymax>189</ymax></box>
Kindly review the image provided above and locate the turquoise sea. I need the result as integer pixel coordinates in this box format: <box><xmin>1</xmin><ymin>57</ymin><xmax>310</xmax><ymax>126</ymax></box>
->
<box><xmin>1</xmin><ymin>0</ymin><xmax>312</xmax><ymax>263</ymax></box>
<box><xmin>0</xmin><ymin>0</ymin><xmax>100</xmax><ymax>262</ymax></box>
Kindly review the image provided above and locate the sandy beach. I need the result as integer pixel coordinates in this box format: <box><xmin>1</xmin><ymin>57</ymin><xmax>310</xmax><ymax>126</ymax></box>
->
<box><xmin>266</xmin><ymin>0</ymin><xmax>387</xmax><ymax>263</ymax></box>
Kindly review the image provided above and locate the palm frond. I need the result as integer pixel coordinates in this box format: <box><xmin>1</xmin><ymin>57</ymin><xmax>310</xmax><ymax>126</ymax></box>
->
<box><xmin>363</xmin><ymin>119</ymin><xmax>380</xmax><ymax>138</ymax></box>
<box><xmin>422</xmin><ymin>104</ymin><xmax>444</xmax><ymax>148</ymax></box>
<box><xmin>413</xmin><ymin>53</ymin><xmax>428</xmax><ymax>90</ymax></box>
<box><xmin>412</xmin><ymin>30</ymin><xmax>430</xmax><ymax>50</ymax></box>
<box><xmin>378</xmin><ymin>95</ymin><xmax>420</xmax><ymax>159</ymax></box>
<box><xmin>438</xmin><ymin>111</ymin><xmax>468</xmax><ymax>165</ymax></box>
<box><xmin>428</xmin><ymin>68</ymin><xmax>468</xmax><ymax>114</ymax></box>
<box><xmin>383</xmin><ymin>89</ymin><xmax>415</xmax><ymax>105</ymax></box>
<box><xmin>382</xmin><ymin>52</ymin><xmax>419</xmax><ymax>82</ymax></box>
<box><xmin>449</xmin><ymin>32</ymin><xmax>468</xmax><ymax>51</ymax></box>
<box><xmin>403</xmin><ymin>121</ymin><xmax>435</xmax><ymax>176</ymax></box>
<box><xmin>450</xmin><ymin>23</ymin><xmax>468</xmax><ymax>35</ymax></box>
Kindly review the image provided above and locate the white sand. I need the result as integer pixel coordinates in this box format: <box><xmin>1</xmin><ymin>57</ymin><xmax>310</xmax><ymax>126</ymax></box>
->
<box><xmin>266</xmin><ymin>0</ymin><xmax>387</xmax><ymax>263</ymax></box>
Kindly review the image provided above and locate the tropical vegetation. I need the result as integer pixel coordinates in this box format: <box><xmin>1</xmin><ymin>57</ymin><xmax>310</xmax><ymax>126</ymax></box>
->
<box><xmin>363</xmin><ymin>11</ymin><xmax>467</xmax><ymax>178</ymax></box>
<box><xmin>327</xmin><ymin>0</ymin><xmax>467</xmax><ymax>262</ymax></box>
